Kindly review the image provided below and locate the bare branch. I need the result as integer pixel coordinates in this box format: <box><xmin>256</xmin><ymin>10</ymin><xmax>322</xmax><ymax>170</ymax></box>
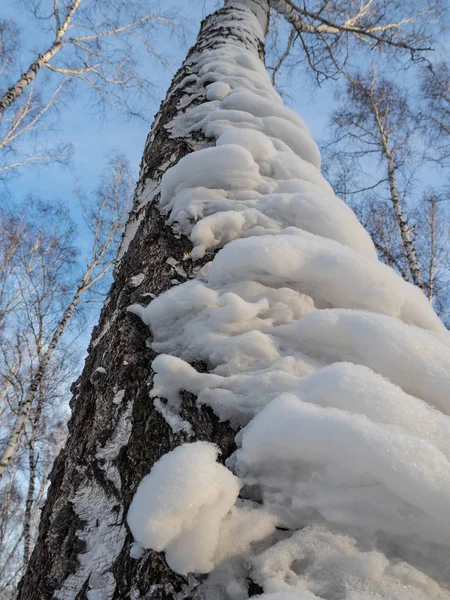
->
<box><xmin>0</xmin><ymin>1</ymin><xmax>174</xmax><ymax>121</ymax></box>
<box><xmin>269</xmin><ymin>27</ymin><xmax>297</xmax><ymax>86</ymax></box>
<box><xmin>269</xmin><ymin>0</ymin><xmax>440</xmax><ymax>83</ymax></box>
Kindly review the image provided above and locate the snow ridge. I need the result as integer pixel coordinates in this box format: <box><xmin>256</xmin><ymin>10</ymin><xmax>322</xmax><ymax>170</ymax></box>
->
<box><xmin>128</xmin><ymin>2</ymin><xmax>450</xmax><ymax>599</ymax></box>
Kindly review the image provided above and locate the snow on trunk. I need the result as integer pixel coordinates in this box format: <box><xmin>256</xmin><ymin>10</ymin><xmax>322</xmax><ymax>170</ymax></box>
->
<box><xmin>18</xmin><ymin>2</ymin><xmax>266</xmax><ymax>599</ymax></box>
<box><xmin>19</xmin><ymin>0</ymin><xmax>450</xmax><ymax>599</ymax></box>
<box><xmin>125</xmin><ymin>2</ymin><xmax>450</xmax><ymax>599</ymax></box>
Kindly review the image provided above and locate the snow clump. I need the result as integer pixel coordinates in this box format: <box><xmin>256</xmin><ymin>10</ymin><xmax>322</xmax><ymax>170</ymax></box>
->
<box><xmin>128</xmin><ymin>2</ymin><xmax>450</xmax><ymax>598</ymax></box>
<box><xmin>128</xmin><ymin>442</ymin><xmax>240</xmax><ymax>575</ymax></box>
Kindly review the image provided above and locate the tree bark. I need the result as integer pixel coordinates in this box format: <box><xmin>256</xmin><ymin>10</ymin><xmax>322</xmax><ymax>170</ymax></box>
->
<box><xmin>17</xmin><ymin>1</ymin><xmax>269</xmax><ymax>598</ymax></box>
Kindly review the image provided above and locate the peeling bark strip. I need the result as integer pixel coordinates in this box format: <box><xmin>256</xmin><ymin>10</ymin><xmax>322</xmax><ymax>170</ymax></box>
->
<box><xmin>18</xmin><ymin>2</ymin><xmax>269</xmax><ymax>599</ymax></box>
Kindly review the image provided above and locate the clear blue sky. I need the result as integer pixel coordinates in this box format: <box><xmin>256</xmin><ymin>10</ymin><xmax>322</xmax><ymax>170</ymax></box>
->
<box><xmin>0</xmin><ymin>0</ymin><xmax>336</xmax><ymax>367</ymax></box>
<box><xmin>0</xmin><ymin>0</ymin><xmax>333</xmax><ymax>222</ymax></box>
<box><xmin>1</xmin><ymin>0</ymin><xmax>443</xmax><ymax>354</ymax></box>
<box><xmin>2</xmin><ymin>1</ymin><xmax>446</xmax><ymax>236</ymax></box>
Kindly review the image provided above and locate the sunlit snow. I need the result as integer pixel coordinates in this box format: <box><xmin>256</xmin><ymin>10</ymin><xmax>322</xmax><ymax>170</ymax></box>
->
<box><xmin>127</xmin><ymin>2</ymin><xmax>450</xmax><ymax>598</ymax></box>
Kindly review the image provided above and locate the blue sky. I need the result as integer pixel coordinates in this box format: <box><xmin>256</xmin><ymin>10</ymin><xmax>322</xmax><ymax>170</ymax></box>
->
<box><xmin>0</xmin><ymin>0</ymin><xmax>333</xmax><ymax>364</ymax></box>
<box><xmin>1</xmin><ymin>0</ymin><xmax>444</xmax><ymax>353</ymax></box>
<box><xmin>2</xmin><ymin>1</ymin><xmax>446</xmax><ymax>229</ymax></box>
<box><xmin>1</xmin><ymin>0</ymin><xmax>333</xmax><ymax>217</ymax></box>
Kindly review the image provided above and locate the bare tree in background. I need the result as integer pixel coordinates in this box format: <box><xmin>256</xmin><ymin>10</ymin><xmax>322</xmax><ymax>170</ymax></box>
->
<box><xmin>417</xmin><ymin>62</ymin><xmax>450</xmax><ymax>315</ymax></box>
<box><xmin>0</xmin><ymin>2</ymin><xmax>173</xmax><ymax>178</ymax></box>
<box><xmin>0</xmin><ymin>200</ymin><xmax>77</xmax><ymax>597</ymax></box>
<box><xmin>14</xmin><ymin>1</ymin><xmax>448</xmax><ymax>599</ymax></box>
<box><xmin>0</xmin><ymin>154</ymin><xmax>132</xmax><ymax>480</ymax></box>
<box><xmin>420</xmin><ymin>59</ymin><xmax>450</xmax><ymax>170</ymax></box>
<box><xmin>324</xmin><ymin>66</ymin><xmax>450</xmax><ymax>319</ymax></box>
<box><xmin>413</xmin><ymin>191</ymin><xmax>450</xmax><ymax>321</ymax></box>
<box><xmin>0</xmin><ymin>154</ymin><xmax>133</xmax><ymax>594</ymax></box>
<box><xmin>326</xmin><ymin>69</ymin><xmax>424</xmax><ymax>288</ymax></box>
<box><xmin>0</xmin><ymin>372</ymin><xmax>67</xmax><ymax>600</ymax></box>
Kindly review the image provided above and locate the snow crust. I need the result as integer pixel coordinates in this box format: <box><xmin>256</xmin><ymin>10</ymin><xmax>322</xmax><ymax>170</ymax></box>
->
<box><xmin>127</xmin><ymin>3</ymin><xmax>450</xmax><ymax>598</ymax></box>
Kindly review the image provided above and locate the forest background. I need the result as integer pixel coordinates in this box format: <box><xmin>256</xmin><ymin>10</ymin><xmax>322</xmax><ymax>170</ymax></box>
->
<box><xmin>0</xmin><ymin>0</ymin><xmax>449</xmax><ymax>596</ymax></box>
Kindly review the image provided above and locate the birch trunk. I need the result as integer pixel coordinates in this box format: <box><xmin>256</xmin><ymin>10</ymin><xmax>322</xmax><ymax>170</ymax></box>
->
<box><xmin>385</xmin><ymin>149</ymin><xmax>424</xmax><ymax>289</ymax></box>
<box><xmin>373</xmin><ymin>108</ymin><xmax>424</xmax><ymax>289</ymax></box>
<box><xmin>0</xmin><ymin>282</ymin><xmax>85</xmax><ymax>480</ymax></box>
<box><xmin>0</xmin><ymin>0</ymin><xmax>80</xmax><ymax>119</ymax></box>
<box><xmin>23</xmin><ymin>431</ymin><xmax>37</xmax><ymax>569</ymax></box>
<box><xmin>17</xmin><ymin>2</ymin><xmax>269</xmax><ymax>598</ymax></box>
<box><xmin>22</xmin><ymin>386</ymin><xmax>44</xmax><ymax>570</ymax></box>
<box><xmin>0</xmin><ymin>44</ymin><xmax>62</xmax><ymax>120</ymax></box>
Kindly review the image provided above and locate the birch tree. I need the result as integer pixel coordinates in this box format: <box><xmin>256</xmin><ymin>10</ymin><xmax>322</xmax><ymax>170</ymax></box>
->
<box><xmin>414</xmin><ymin>191</ymin><xmax>450</xmax><ymax>319</ymax></box>
<box><xmin>326</xmin><ymin>70</ymin><xmax>424</xmax><ymax>288</ymax></box>
<box><xmin>0</xmin><ymin>156</ymin><xmax>132</xmax><ymax>594</ymax></box>
<box><xmin>0</xmin><ymin>202</ymin><xmax>74</xmax><ymax>594</ymax></box>
<box><xmin>324</xmin><ymin>67</ymin><xmax>450</xmax><ymax>317</ymax></box>
<box><xmin>18</xmin><ymin>1</ymin><xmax>450</xmax><ymax>600</ymax></box>
<box><xmin>0</xmin><ymin>375</ymin><xmax>66</xmax><ymax>600</ymax></box>
<box><xmin>0</xmin><ymin>2</ymin><xmax>172</xmax><ymax>178</ymax></box>
<box><xmin>0</xmin><ymin>0</ymin><xmax>172</xmax><ymax>117</ymax></box>
<box><xmin>0</xmin><ymin>155</ymin><xmax>132</xmax><ymax>481</ymax></box>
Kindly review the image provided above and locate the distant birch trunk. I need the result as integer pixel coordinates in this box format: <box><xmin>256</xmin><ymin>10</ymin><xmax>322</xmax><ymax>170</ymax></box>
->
<box><xmin>0</xmin><ymin>0</ymin><xmax>80</xmax><ymax>119</ymax></box>
<box><xmin>380</xmin><ymin>134</ymin><xmax>424</xmax><ymax>290</ymax></box>
<box><xmin>328</xmin><ymin>71</ymin><xmax>425</xmax><ymax>291</ymax></box>
<box><xmin>22</xmin><ymin>427</ymin><xmax>37</xmax><ymax>569</ymax></box>
<box><xmin>365</xmin><ymin>74</ymin><xmax>424</xmax><ymax>289</ymax></box>
<box><xmin>17</xmin><ymin>2</ymin><xmax>270</xmax><ymax>598</ymax></box>
<box><xmin>0</xmin><ymin>283</ymin><xmax>84</xmax><ymax>481</ymax></box>
<box><xmin>22</xmin><ymin>386</ymin><xmax>45</xmax><ymax>570</ymax></box>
